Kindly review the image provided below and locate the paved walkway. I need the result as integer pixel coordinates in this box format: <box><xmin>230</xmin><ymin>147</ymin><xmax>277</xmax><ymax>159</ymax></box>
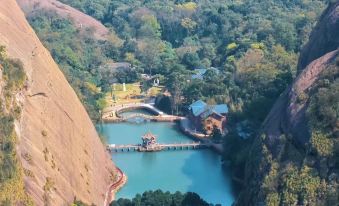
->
<box><xmin>180</xmin><ymin>118</ymin><xmax>209</xmax><ymax>138</ymax></box>
<box><xmin>179</xmin><ymin>118</ymin><xmax>225</xmax><ymax>154</ymax></box>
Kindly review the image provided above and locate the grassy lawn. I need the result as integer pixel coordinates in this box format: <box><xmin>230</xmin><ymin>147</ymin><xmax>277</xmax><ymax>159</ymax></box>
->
<box><xmin>105</xmin><ymin>83</ymin><xmax>163</xmax><ymax>105</ymax></box>
<box><xmin>148</xmin><ymin>86</ymin><xmax>162</xmax><ymax>97</ymax></box>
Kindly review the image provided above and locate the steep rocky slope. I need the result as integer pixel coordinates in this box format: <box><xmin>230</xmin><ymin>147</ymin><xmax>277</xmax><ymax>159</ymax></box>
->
<box><xmin>237</xmin><ymin>50</ymin><xmax>338</xmax><ymax>206</ymax></box>
<box><xmin>16</xmin><ymin>0</ymin><xmax>109</xmax><ymax>40</ymax></box>
<box><xmin>298</xmin><ymin>1</ymin><xmax>339</xmax><ymax>71</ymax></box>
<box><xmin>263</xmin><ymin>49</ymin><xmax>338</xmax><ymax>147</ymax></box>
<box><xmin>0</xmin><ymin>1</ymin><xmax>115</xmax><ymax>205</ymax></box>
<box><xmin>262</xmin><ymin>1</ymin><xmax>339</xmax><ymax>153</ymax></box>
<box><xmin>236</xmin><ymin>3</ymin><xmax>339</xmax><ymax>206</ymax></box>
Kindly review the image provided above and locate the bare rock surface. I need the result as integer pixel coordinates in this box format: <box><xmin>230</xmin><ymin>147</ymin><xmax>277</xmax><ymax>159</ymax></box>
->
<box><xmin>298</xmin><ymin>2</ymin><xmax>339</xmax><ymax>71</ymax></box>
<box><xmin>0</xmin><ymin>1</ymin><xmax>115</xmax><ymax>205</ymax></box>
<box><xmin>264</xmin><ymin>2</ymin><xmax>339</xmax><ymax>147</ymax></box>
<box><xmin>263</xmin><ymin>49</ymin><xmax>338</xmax><ymax>147</ymax></box>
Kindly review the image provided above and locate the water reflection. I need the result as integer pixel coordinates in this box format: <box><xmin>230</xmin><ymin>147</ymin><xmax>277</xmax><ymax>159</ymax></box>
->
<box><xmin>142</xmin><ymin>152</ymin><xmax>157</xmax><ymax>166</ymax></box>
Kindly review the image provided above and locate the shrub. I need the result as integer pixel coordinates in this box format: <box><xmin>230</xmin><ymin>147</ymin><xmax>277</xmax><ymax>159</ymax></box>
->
<box><xmin>43</xmin><ymin>147</ymin><xmax>49</xmax><ymax>161</ymax></box>
<box><xmin>23</xmin><ymin>169</ymin><xmax>35</xmax><ymax>179</ymax></box>
<box><xmin>227</xmin><ymin>55</ymin><xmax>236</xmax><ymax>63</ymax></box>
<box><xmin>251</xmin><ymin>43</ymin><xmax>265</xmax><ymax>50</ymax></box>
<box><xmin>41</xmin><ymin>130</ymin><xmax>48</xmax><ymax>137</ymax></box>
<box><xmin>43</xmin><ymin>177</ymin><xmax>55</xmax><ymax>192</ymax></box>
<box><xmin>51</xmin><ymin>160</ymin><xmax>56</xmax><ymax>169</ymax></box>
<box><xmin>226</xmin><ymin>43</ymin><xmax>238</xmax><ymax>51</ymax></box>
<box><xmin>281</xmin><ymin>165</ymin><xmax>321</xmax><ymax>205</ymax></box>
<box><xmin>71</xmin><ymin>201</ymin><xmax>90</xmax><ymax>206</ymax></box>
<box><xmin>310</xmin><ymin>131</ymin><xmax>334</xmax><ymax>157</ymax></box>
<box><xmin>266</xmin><ymin>192</ymin><xmax>280</xmax><ymax>206</ymax></box>
<box><xmin>297</xmin><ymin>91</ymin><xmax>308</xmax><ymax>103</ymax></box>
<box><xmin>3</xmin><ymin>59</ymin><xmax>26</xmax><ymax>92</ymax></box>
<box><xmin>23</xmin><ymin>153</ymin><xmax>33</xmax><ymax>164</ymax></box>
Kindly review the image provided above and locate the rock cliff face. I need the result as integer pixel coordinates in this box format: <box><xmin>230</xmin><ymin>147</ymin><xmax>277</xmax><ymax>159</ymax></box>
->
<box><xmin>237</xmin><ymin>50</ymin><xmax>338</xmax><ymax>206</ymax></box>
<box><xmin>263</xmin><ymin>49</ymin><xmax>338</xmax><ymax>147</ymax></box>
<box><xmin>237</xmin><ymin>3</ymin><xmax>339</xmax><ymax>205</ymax></box>
<box><xmin>298</xmin><ymin>1</ymin><xmax>339</xmax><ymax>71</ymax></box>
<box><xmin>263</xmin><ymin>1</ymin><xmax>339</xmax><ymax>150</ymax></box>
<box><xmin>0</xmin><ymin>1</ymin><xmax>115</xmax><ymax>205</ymax></box>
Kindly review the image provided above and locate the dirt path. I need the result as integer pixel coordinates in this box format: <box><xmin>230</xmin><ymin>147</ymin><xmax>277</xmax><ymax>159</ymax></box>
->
<box><xmin>17</xmin><ymin>0</ymin><xmax>109</xmax><ymax>40</ymax></box>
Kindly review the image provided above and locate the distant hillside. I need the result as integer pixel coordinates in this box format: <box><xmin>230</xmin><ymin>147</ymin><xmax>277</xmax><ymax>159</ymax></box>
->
<box><xmin>0</xmin><ymin>1</ymin><xmax>115</xmax><ymax>205</ymax></box>
<box><xmin>17</xmin><ymin>0</ymin><xmax>109</xmax><ymax>40</ymax></box>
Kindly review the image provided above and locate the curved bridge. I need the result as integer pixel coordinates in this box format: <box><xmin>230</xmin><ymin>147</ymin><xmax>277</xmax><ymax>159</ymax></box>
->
<box><xmin>121</xmin><ymin>113</ymin><xmax>182</xmax><ymax>122</ymax></box>
<box><xmin>115</xmin><ymin>103</ymin><xmax>164</xmax><ymax>116</ymax></box>
<box><xmin>104</xmin><ymin>103</ymin><xmax>164</xmax><ymax>116</ymax></box>
<box><xmin>102</xmin><ymin>103</ymin><xmax>183</xmax><ymax>122</ymax></box>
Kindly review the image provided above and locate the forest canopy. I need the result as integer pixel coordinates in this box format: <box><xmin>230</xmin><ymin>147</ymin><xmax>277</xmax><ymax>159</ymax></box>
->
<box><xmin>32</xmin><ymin>0</ymin><xmax>326</xmax><ymax>125</ymax></box>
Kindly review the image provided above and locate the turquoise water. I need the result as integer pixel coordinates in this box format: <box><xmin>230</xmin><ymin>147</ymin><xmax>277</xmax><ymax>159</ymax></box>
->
<box><xmin>97</xmin><ymin>122</ymin><xmax>235</xmax><ymax>205</ymax></box>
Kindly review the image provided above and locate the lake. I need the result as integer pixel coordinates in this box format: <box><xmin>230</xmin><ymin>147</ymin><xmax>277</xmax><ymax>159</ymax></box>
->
<box><xmin>97</xmin><ymin>122</ymin><xmax>235</xmax><ymax>205</ymax></box>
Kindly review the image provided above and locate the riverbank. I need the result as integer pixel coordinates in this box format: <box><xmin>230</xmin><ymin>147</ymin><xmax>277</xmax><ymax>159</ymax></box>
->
<box><xmin>104</xmin><ymin>167</ymin><xmax>128</xmax><ymax>206</ymax></box>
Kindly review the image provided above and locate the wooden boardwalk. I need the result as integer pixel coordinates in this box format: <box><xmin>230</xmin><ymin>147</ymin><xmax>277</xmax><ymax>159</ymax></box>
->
<box><xmin>107</xmin><ymin>142</ymin><xmax>209</xmax><ymax>152</ymax></box>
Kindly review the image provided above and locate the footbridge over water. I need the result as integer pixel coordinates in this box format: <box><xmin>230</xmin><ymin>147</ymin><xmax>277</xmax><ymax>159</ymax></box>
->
<box><xmin>107</xmin><ymin>142</ymin><xmax>210</xmax><ymax>152</ymax></box>
<box><xmin>102</xmin><ymin>102</ymin><xmax>183</xmax><ymax>122</ymax></box>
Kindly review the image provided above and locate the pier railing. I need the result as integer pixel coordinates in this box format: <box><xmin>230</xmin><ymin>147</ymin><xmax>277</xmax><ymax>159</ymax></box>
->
<box><xmin>107</xmin><ymin>142</ymin><xmax>209</xmax><ymax>152</ymax></box>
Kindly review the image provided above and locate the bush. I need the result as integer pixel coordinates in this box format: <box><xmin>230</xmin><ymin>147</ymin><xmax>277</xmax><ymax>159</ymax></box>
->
<box><xmin>265</xmin><ymin>192</ymin><xmax>280</xmax><ymax>206</ymax></box>
<box><xmin>2</xmin><ymin>59</ymin><xmax>26</xmax><ymax>92</ymax></box>
<box><xmin>43</xmin><ymin>177</ymin><xmax>55</xmax><ymax>192</ymax></box>
<box><xmin>41</xmin><ymin>130</ymin><xmax>48</xmax><ymax>137</ymax></box>
<box><xmin>297</xmin><ymin>91</ymin><xmax>308</xmax><ymax>103</ymax></box>
<box><xmin>280</xmin><ymin>165</ymin><xmax>321</xmax><ymax>205</ymax></box>
<box><xmin>310</xmin><ymin>131</ymin><xmax>334</xmax><ymax>157</ymax></box>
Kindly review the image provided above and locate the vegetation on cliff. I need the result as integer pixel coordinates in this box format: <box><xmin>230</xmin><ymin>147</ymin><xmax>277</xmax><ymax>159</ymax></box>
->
<box><xmin>27</xmin><ymin>10</ymin><xmax>114</xmax><ymax>121</ymax></box>
<box><xmin>236</xmin><ymin>54</ymin><xmax>339</xmax><ymax>206</ymax></box>
<box><xmin>0</xmin><ymin>46</ymin><xmax>33</xmax><ymax>205</ymax></box>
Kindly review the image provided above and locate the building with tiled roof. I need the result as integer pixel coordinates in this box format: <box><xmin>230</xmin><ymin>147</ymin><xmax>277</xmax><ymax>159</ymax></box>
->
<box><xmin>188</xmin><ymin>100</ymin><xmax>228</xmax><ymax>135</ymax></box>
